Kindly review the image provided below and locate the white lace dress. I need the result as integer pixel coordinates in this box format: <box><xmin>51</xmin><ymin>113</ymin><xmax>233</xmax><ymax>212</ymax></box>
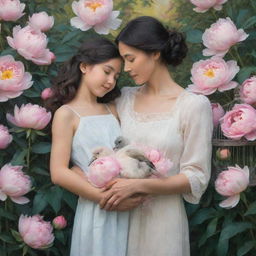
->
<box><xmin>68</xmin><ymin>106</ymin><xmax>129</xmax><ymax>256</ymax></box>
<box><xmin>116</xmin><ymin>87</ymin><xmax>213</xmax><ymax>256</ymax></box>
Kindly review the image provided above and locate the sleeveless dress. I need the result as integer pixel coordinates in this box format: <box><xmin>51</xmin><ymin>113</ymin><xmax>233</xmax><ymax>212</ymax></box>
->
<box><xmin>116</xmin><ymin>87</ymin><xmax>213</xmax><ymax>256</ymax></box>
<box><xmin>67</xmin><ymin>105</ymin><xmax>129</xmax><ymax>256</ymax></box>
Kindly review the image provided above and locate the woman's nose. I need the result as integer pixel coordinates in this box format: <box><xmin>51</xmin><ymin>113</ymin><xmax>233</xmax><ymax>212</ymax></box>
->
<box><xmin>124</xmin><ymin>62</ymin><xmax>131</xmax><ymax>72</ymax></box>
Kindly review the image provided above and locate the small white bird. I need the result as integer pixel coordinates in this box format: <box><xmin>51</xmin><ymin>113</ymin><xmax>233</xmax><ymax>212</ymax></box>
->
<box><xmin>114</xmin><ymin>136</ymin><xmax>156</xmax><ymax>178</ymax></box>
<box><xmin>88</xmin><ymin>146</ymin><xmax>113</xmax><ymax>166</ymax></box>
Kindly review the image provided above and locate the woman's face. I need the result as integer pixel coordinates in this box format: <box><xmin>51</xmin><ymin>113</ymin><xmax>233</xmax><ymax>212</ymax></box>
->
<box><xmin>81</xmin><ymin>57</ymin><xmax>121</xmax><ymax>97</ymax></box>
<box><xmin>118</xmin><ymin>41</ymin><xmax>158</xmax><ymax>85</ymax></box>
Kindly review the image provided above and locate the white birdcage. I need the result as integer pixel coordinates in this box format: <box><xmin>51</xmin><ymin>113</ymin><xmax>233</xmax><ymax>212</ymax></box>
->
<box><xmin>211</xmin><ymin>89</ymin><xmax>256</xmax><ymax>186</ymax></box>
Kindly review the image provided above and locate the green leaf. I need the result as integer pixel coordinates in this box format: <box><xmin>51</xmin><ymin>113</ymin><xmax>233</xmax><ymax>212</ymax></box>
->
<box><xmin>11</xmin><ymin>229</ymin><xmax>23</xmax><ymax>242</ymax></box>
<box><xmin>32</xmin><ymin>191</ymin><xmax>48</xmax><ymax>214</ymax></box>
<box><xmin>186</xmin><ymin>29</ymin><xmax>203</xmax><ymax>44</ymax></box>
<box><xmin>46</xmin><ymin>186</ymin><xmax>63</xmax><ymax>213</ymax></box>
<box><xmin>220</xmin><ymin>222</ymin><xmax>253</xmax><ymax>240</ymax></box>
<box><xmin>0</xmin><ymin>208</ymin><xmax>16</xmax><ymax>221</ymax></box>
<box><xmin>63</xmin><ymin>190</ymin><xmax>77</xmax><ymax>210</ymax></box>
<box><xmin>199</xmin><ymin>217</ymin><xmax>218</xmax><ymax>247</ymax></box>
<box><xmin>0</xmin><ymin>233</ymin><xmax>15</xmax><ymax>243</ymax></box>
<box><xmin>237</xmin><ymin>241</ymin><xmax>256</xmax><ymax>256</ymax></box>
<box><xmin>243</xmin><ymin>15</ymin><xmax>256</xmax><ymax>29</ymax></box>
<box><xmin>31</xmin><ymin>142</ymin><xmax>51</xmax><ymax>154</ymax></box>
<box><xmin>61</xmin><ymin>30</ymin><xmax>81</xmax><ymax>44</ymax></box>
<box><xmin>55</xmin><ymin>230</ymin><xmax>66</xmax><ymax>244</ymax></box>
<box><xmin>236</xmin><ymin>9</ymin><xmax>250</xmax><ymax>27</ymax></box>
<box><xmin>237</xmin><ymin>67</ymin><xmax>255</xmax><ymax>84</ymax></box>
<box><xmin>190</xmin><ymin>208</ymin><xmax>217</xmax><ymax>226</ymax></box>
<box><xmin>245</xmin><ymin>201</ymin><xmax>256</xmax><ymax>216</ymax></box>
<box><xmin>11</xmin><ymin>149</ymin><xmax>28</xmax><ymax>165</ymax></box>
<box><xmin>217</xmin><ymin>238</ymin><xmax>229</xmax><ymax>256</ymax></box>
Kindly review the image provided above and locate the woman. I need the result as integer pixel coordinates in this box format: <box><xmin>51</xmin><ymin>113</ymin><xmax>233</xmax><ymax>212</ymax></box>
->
<box><xmin>100</xmin><ymin>16</ymin><xmax>213</xmax><ymax>256</ymax></box>
<box><xmin>48</xmin><ymin>37</ymin><xmax>142</xmax><ymax>256</ymax></box>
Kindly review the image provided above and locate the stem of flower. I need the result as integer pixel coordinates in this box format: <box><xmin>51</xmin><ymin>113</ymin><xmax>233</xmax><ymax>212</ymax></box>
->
<box><xmin>233</xmin><ymin>46</ymin><xmax>245</xmax><ymax>67</ymax></box>
<box><xmin>26</xmin><ymin>129</ymin><xmax>32</xmax><ymax>171</ymax></box>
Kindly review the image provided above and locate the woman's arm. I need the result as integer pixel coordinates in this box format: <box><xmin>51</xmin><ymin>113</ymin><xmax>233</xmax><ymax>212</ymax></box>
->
<box><xmin>50</xmin><ymin>107</ymin><xmax>102</xmax><ymax>203</ymax></box>
<box><xmin>100</xmin><ymin>174</ymin><xmax>191</xmax><ymax>210</ymax></box>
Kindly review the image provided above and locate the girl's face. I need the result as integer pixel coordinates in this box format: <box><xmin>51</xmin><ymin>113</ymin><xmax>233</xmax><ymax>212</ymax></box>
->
<box><xmin>81</xmin><ymin>58</ymin><xmax>121</xmax><ymax>97</ymax></box>
<box><xmin>118</xmin><ymin>42</ymin><xmax>158</xmax><ymax>85</ymax></box>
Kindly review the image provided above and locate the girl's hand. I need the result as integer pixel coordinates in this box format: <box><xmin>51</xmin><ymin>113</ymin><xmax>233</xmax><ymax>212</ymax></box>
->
<box><xmin>109</xmin><ymin>195</ymin><xmax>145</xmax><ymax>211</ymax></box>
<box><xmin>99</xmin><ymin>178</ymin><xmax>143</xmax><ymax>210</ymax></box>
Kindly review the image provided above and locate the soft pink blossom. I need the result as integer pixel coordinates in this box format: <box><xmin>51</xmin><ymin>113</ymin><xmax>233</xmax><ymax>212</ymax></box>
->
<box><xmin>28</xmin><ymin>12</ymin><xmax>54</xmax><ymax>32</ymax></box>
<box><xmin>187</xmin><ymin>57</ymin><xmax>239</xmax><ymax>95</ymax></box>
<box><xmin>70</xmin><ymin>0</ymin><xmax>122</xmax><ymax>34</ymax></box>
<box><xmin>0</xmin><ymin>164</ymin><xmax>31</xmax><ymax>204</ymax></box>
<box><xmin>220</xmin><ymin>104</ymin><xmax>256</xmax><ymax>141</ymax></box>
<box><xmin>52</xmin><ymin>216</ymin><xmax>67</xmax><ymax>230</ymax></box>
<box><xmin>240</xmin><ymin>76</ymin><xmax>256</xmax><ymax>105</ymax></box>
<box><xmin>216</xmin><ymin>148</ymin><xmax>231</xmax><ymax>160</ymax></box>
<box><xmin>0</xmin><ymin>55</ymin><xmax>33</xmax><ymax>102</ymax></box>
<box><xmin>41</xmin><ymin>88</ymin><xmax>54</xmax><ymax>100</ymax></box>
<box><xmin>211</xmin><ymin>103</ymin><xmax>225</xmax><ymax>127</ymax></box>
<box><xmin>0</xmin><ymin>0</ymin><xmax>25</xmax><ymax>21</ymax></box>
<box><xmin>18</xmin><ymin>214</ymin><xmax>54</xmax><ymax>249</ymax></box>
<box><xmin>7</xmin><ymin>25</ymin><xmax>55</xmax><ymax>65</ymax></box>
<box><xmin>215</xmin><ymin>165</ymin><xmax>249</xmax><ymax>208</ymax></box>
<box><xmin>0</xmin><ymin>125</ymin><xmax>12</xmax><ymax>149</ymax></box>
<box><xmin>190</xmin><ymin>0</ymin><xmax>228</xmax><ymax>13</ymax></box>
<box><xmin>6</xmin><ymin>103</ymin><xmax>52</xmax><ymax>130</ymax></box>
<box><xmin>202</xmin><ymin>18</ymin><xmax>248</xmax><ymax>57</ymax></box>
<box><xmin>144</xmin><ymin>148</ymin><xmax>173</xmax><ymax>177</ymax></box>
<box><xmin>88</xmin><ymin>156</ymin><xmax>121</xmax><ymax>187</ymax></box>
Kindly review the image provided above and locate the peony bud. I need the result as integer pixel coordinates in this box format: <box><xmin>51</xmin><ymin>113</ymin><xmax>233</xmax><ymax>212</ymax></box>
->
<box><xmin>216</xmin><ymin>148</ymin><xmax>231</xmax><ymax>160</ymax></box>
<box><xmin>52</xmin><ymin>216</ymin><xmax>67</xmax><ymax>230</ymax></box>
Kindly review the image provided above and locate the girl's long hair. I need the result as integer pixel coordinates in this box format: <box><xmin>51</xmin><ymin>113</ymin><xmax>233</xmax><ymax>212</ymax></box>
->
<box><xmin>45</xmin><ymin>37</ymin><xmax>121</xmax><ymax>112</ymax></box>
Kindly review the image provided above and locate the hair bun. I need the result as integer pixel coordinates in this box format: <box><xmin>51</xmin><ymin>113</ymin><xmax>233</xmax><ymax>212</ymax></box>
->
<box><xmin>162</xmin><ymin>30</ymin><xmax>188</xmax><ymax>66</ymax></box>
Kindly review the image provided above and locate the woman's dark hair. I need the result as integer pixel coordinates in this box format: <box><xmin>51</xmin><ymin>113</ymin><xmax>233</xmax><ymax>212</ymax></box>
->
<box><xmin>115</xmin><ymin>16</ymin><xmax>187</xmax><ymax>66</ymax></box>
<box><xmin>45</xmin><ymin>37</ymin><xmax>121</xmax><ymax>112</ymax></box>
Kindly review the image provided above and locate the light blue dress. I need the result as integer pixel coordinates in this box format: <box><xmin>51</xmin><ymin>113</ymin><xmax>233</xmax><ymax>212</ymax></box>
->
<box><xmin>68</xmin><ymin>106</ymin><xmax>129</xmax><ymax>256</ymax></box>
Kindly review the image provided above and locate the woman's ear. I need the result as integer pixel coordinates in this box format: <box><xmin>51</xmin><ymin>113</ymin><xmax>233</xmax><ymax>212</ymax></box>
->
<box><xmin>153</xmin><ymin>51</ymin><xmax>161</xmax><ymax>61</ymax></box>
<box><xmin>79</xmin><ymin>63</ymin><xmax>87</xmax><ymax>74</ymax></box>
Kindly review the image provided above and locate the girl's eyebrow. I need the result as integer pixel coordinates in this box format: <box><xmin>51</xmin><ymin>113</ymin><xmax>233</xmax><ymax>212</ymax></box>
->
<box><xmin>123</xmin><ymin>54</ymin><xmax>134</xmax><ymax>58</ymax></box>
<box><xmin>104</xmin><ymin>65</ymin><xmax>120</xmax><ymax>75</ymax></box>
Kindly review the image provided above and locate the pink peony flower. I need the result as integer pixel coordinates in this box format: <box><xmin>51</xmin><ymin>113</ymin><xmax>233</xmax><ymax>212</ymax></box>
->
<box><xmin>202</xmin><ymin>17</ymin><xmax>248</xmax><ymax>57</ymax></box>
<box><xmin>52</xmin><ymin>216</ymin><xmax>67</xmax><ymax>230</ymax></box>
<box><xmin>70</xmin><ymin>0</ymin><xmax>122</xmax><ymax>34</ymax></box>
<box><xmin>216</xmin><ymin>148</ymin><xmax>231</xmax><ymax>160</ymax></box>
<box><xmin>6</xmin><ymin>103</ymin><xmax>52</xmax><ymax>130</ymax></box>
<box><xmin>144</xmin><ymin>148</ymin><xmax>173</xmax><ymax>177</ymax></box>
<box><xmin>211</xmin><ymin>103</ymin><xmax>225</xmax><ymax>127</ymax></box>
<box><xmin>28</xmin><ymin>11</ymin><xmax>54</xmax><ymax>32</ymax></box>
<box><xmin>41</xmin><ymin>88</ymin><xmax>54</xmax><ymax>100</ymax></box>
<box><xmin>215</xmin><ymin>165</ymin><xmax>249</xmax><ymax>208</ymax></box>
<box><xmin>18</xmin><ymin>214</ymin><xmax>54</xmax><ymax>249</ymax></box>
<box><xmin>0</xmin><ymin>164</ymin><xmax>31</xmax><ymax>204</ymax></box>
<box><xmin>87</xmin><ymin>156</ymin><xmax>121</xmax><ymax>187</ymax></box>
<box><xmin>187</xmin><ymin>56</ymin><xmax>239</xmax><ymax>95</ymax></box>
<box><xmin>220</xmin><ymin>104</ymin><xmax>256</xmax><ymax>141</ymax></box>
<box><xmin>0</xmin><ymin>55</ymin><xmax>33</xmax><ymax>102</ymax></box>
<box><xmin>0</xmin><ymin>125</ymin><xmax>12</xmax><ymax>149</ymax></box>
<box><xmin>0</xmin><ymin>0</ymin><xmax>25</xmax><ymax>21</ymax></box>
<box><xmin>190</xmin><ymin>0</ymin><xmax>228</xmax><ymax>13</ymax></box>
<box><xmin>7</xmin><ymin>25</ymin><xmax>55</xmax><ymax>65</ymax></box>
<box><xmin>240</xmin><ymin>76</ymin><xmax>256</xmax><ymax>105</ymax></box>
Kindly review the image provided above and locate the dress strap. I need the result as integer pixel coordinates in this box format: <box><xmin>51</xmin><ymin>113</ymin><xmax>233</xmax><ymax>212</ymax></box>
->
<box><xmin>63</xmin><ymin>105</ymin><xmax>81</xmax><ymax>118</ymax></box>
<box><xmin>105</xmin><ymin>104</ymin><xmax>113</xmax><ymax>115</ymax></box>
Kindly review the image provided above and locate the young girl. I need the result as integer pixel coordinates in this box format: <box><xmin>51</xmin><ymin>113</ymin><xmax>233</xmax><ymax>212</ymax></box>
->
<box><xmin>100</xmin><ymin>16</ymin><xmax>213</xmax><ymax>255</ymax></box>
<box><xmin>48</xmin><ymin>37</ymin><xmax>141</xmax><ymax>256</ymax></box>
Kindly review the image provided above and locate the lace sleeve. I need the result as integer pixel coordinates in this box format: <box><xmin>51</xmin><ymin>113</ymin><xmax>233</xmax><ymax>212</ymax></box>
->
<box><xmin>179</xmin><ymin>94</ymin><xmax>213</xmax><ymax>204</ymax></box>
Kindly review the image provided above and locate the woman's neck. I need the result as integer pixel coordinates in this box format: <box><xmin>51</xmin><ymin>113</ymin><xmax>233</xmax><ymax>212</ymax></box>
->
<box><xmin>143</xmin><ymin>64</ymin><xmax>183</xmax><ymax>96</ymax></box>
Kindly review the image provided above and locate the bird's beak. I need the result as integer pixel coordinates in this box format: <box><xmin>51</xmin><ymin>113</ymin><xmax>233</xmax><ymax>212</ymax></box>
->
<box><xmin>88</xmin><ymin>157</ymin><xmax>95</xmax><ymax>166</ymax></box>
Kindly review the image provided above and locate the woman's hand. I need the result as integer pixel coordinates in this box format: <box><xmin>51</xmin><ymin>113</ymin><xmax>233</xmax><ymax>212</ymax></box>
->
<box><xmin>108</xmin><ymin>195</ymin><xmax>145</xmax><ymax>211</ymax></box>
<box><xmin>99</xmin><ymin>178</ymin><xmax>144</xmax><ymax>210</ymax></box>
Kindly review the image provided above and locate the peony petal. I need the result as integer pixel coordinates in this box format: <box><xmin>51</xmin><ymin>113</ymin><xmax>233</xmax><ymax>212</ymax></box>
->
<box><xmin>6</xmin><ymin>36</ymin><xmax>16</xmax><ymax>49</ymax></box>
<box><xmin>70</xmin><ymin>17</ymin><xmax>91</xmax><ymax>31</ymax></box>
<box><xmin>10</xmin><ymin>196</ymin><xmax>30</xmax><ymax>204</ymax></box>
<box><xmin>193</xmin><ymin>7</ymin><xmax>208</xmax><ymax>13</ymax></box>
<box><xmin>214</xmin><ymin>5</ymin><xmax>223</xmax><ymax>11</ymax></box>
<box><xmin>218</xmin><ymin>81</ymin><xmax>238</xmax><ymax>92</ymax></box>
<box><xmin>219</xmin><ymin>194</ymin><xmax>240</xmax><ymax>208</ymax></box>
<box><xmin>0</xmin><ymin>191</ymin><xmax>7</xmax><ymax>201</ymax></box>
<box><xmin>244</xmin><ymin>130</ymin><xmax>256</xmax><ymax>141</ymax></box>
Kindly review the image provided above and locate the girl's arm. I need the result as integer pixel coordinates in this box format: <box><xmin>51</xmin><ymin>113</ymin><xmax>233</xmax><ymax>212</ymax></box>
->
<box><xmin>100</xmin><ymin>175</ymin><xmax>191</xmax><ymax>210</ymax></box>
<box><xmin>50</xmin><ymin>107</ymin><xmax>102</xmax><ymax>203</ymax></box>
